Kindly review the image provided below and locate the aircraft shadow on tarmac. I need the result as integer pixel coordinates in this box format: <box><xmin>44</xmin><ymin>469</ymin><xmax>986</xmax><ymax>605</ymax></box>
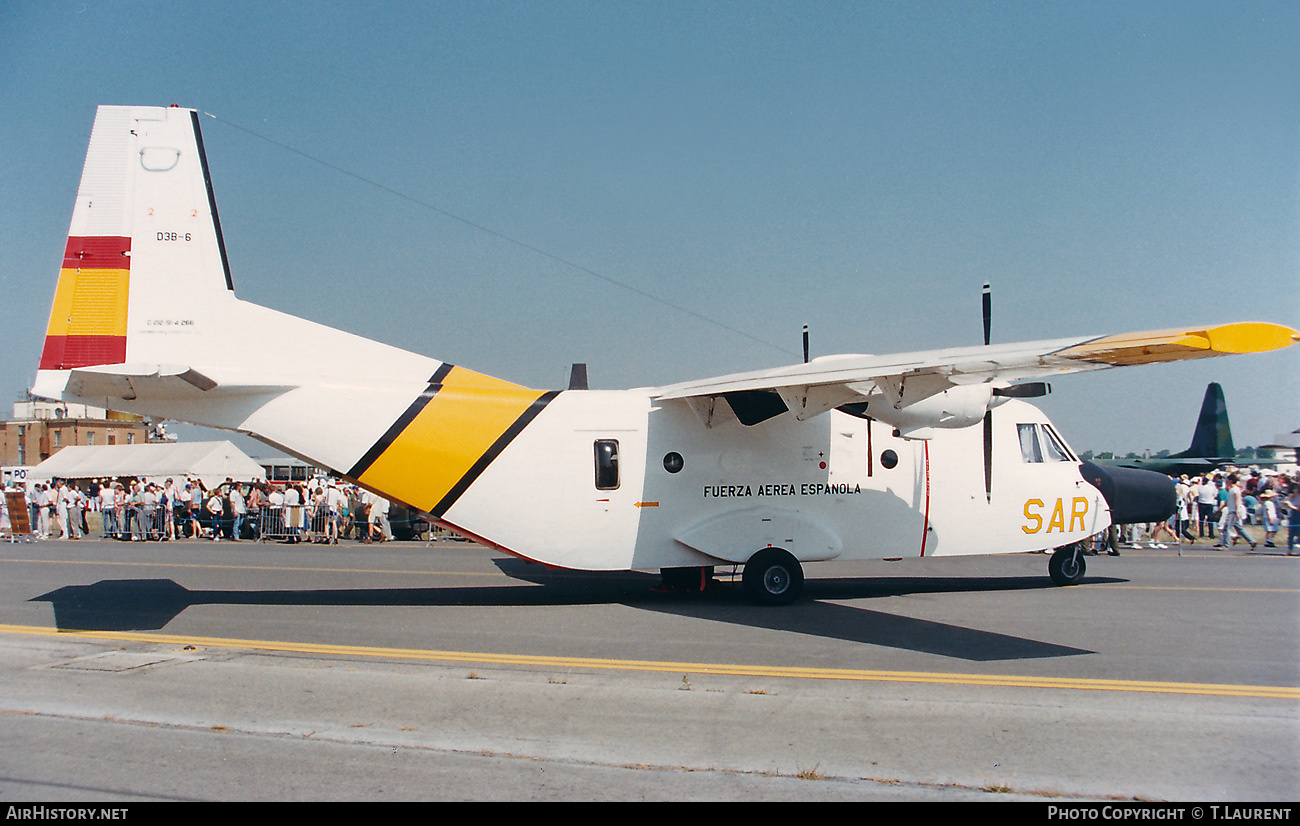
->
<box><xmin>31</xmin><ymin>560</ymin><xmax>1109</xmax><ymax>661</ymax></box>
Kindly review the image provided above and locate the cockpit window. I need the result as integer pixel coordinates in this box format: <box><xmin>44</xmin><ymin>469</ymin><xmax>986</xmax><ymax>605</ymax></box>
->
<box><xmin>1017</xmin><ymin>424</ymin><xmax>1042</xmax><ymax>463</ymax></box>
<box><xmin>1040</xmin><ymin>424</ymin><xmax>1074</xmax><ymax>462</ymax></box>
<box><xmin>1019</xmin><ymin>423</ymin><xmax>1074</xmax><ymax>463</ymax></box>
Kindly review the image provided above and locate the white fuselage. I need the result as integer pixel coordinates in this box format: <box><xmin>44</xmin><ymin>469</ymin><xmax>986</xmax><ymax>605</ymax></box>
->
<box><xmin>441</xmin><ymin>391</ymin><xmax>1103</xmax><ymax>571</ymax></box>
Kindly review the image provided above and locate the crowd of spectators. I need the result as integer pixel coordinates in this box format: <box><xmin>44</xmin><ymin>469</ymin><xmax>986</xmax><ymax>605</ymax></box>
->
<box><xmin>1126</xmin><ymin>468</ymin><xmax>1300</xmax><ymax>553</ymax></box>
<box><xmin>3</xmin><ymin>476</ymin><xmax>402</xmax><ymax>543</ymax></box>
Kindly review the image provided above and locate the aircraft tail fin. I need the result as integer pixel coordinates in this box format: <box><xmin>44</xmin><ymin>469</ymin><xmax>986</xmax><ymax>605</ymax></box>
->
<box><xmin>31</xmin><ymin>106</ymin><xmax>561</xmax><ymax>520</ymax></box>
<box><xmin>1180</xmin><ymin>382</ymin><xmax>1235</xmax><ymax>459</ymax></box>
<box><xmin>38</xmin><ymin>106</ymin><xmax>237</xmax><ymax>374</ymax></box>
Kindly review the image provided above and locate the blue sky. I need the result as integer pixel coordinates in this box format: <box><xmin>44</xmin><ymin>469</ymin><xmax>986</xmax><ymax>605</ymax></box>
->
<box><xmin>1</xmin><ymin>1</ymin><xmax>1296</xmax><ymax>456</ymax></box>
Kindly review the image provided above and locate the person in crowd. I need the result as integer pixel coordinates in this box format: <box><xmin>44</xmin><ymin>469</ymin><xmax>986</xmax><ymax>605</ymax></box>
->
<box><xmin>99</xmin><ymin>480</ymin><xmax>118</xmax><ymax>538</ymax></box>
<box><xmin>113</xmin><ymin>483</ymin><xmax>128</xmax><ymax>540</ymax></box>
<box><xmin>246</xmin><ymin>483</ymin><xmax>267</xmax><ymax>541</ymax></box>
<box><xmin>53</xmin><ymin>480</ymin><xmax>70</xmax><ymax>539</ymax></box>
<box><xmin>1174</xmin><ymin>475</ymin><xmax>1196</xmax><ymax>543</ymax></box>
<box><xmin>347</xmin><ymin>486</ymin><xmax>366</xmax><ymax>540</ymax></box>
<box><xmin>125</xmin><ymin>482</ymin><xmax>145</xmax><ymax>541</ymax></box>
<box><xmin>267</xmin><ymin>483</ymin><xmax>285</xmax><ymax>538</ymax></box>
<box><xmin>1259</xmin><ymin>490</ymin><xmax>1280</xmax><ymax>549</ymax></box>
<box><xmin>147</xmin><ymin>482</ymin><xmax>165</xmax><ymax>540</ymax></box>
<box><xmin>70</xmin><ymin>483</ymin><xmax>85</xmax><ymax>539</ymax></box>
<box><xmin>25</xmin><ymin>483</ymin><xmax>40</xmax><ymax>539</ymax></box>
<box><xmin>326</xmin><ymin>482</ymin><xmax>345</xmax><ymax>544</ymax></box>
<box><xmin>205</xmin><ymin>487</ymin><xmax>225</xmax><ymax>539</ymax></box>
<box><xmin>283</xmin><ymin>483</ymin><xmax>302</xmax><ymax>543</ymax></box>
<box><xmin>188</xmin><ymin>479</ymin><xmax>205</xmax><ymax>537</ymax></box>
<box><xmin>161</xmin><ymin>478</ymin><xmax>178</xmax><ymax>540</ymax></box>
<box><xmin>1284</xmin><ymin>483</ymin><xmax>1300</xmax><ymax>555</ymax></box>
<box><xmin>310</xmin><ymin>485</ymin><xmax>326</xmax><ymax>540</ymax></box>
<box><xmin>1216</xmin><ymin>473</ymin><xmax>1256</xmax><ymax>550</ymax></box>
<box><xmin>368</xmin><ymin>491</ymin><xmax>391</xmax><ymax>542</ymax></box>
<box><xmin>229</xmin><ymin>483</ymin><xmax>246</xmax><ymax>541</ymax></box>
<box><xmin>1196</xmin><ymin>474</ymin><xmax>1218</xmax><ymax>539</ymax></box>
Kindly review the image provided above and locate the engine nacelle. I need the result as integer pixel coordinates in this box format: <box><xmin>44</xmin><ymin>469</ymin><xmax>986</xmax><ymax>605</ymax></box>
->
<box><xmin>853</xmin><ymin>383</ymin><xmax>995</xmax><ymax>439</ymax></box>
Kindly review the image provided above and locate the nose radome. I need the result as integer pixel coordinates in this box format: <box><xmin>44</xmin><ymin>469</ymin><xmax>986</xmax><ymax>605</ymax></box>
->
<box><xmin>1079</xmin><ymin>461</ymin><xmax>1176</xmax><ymax>525</ymax></box>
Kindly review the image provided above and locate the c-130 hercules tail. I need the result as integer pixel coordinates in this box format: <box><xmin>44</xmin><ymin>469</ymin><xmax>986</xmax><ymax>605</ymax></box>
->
<box><xmin>33</xmin><ymin>106</ymin><xmax>1300</xmax><ymax>603</ymax></box>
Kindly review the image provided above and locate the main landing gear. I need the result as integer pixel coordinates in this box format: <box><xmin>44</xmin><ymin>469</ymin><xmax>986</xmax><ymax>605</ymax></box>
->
<box><xmin>655</xmin><ymin>548</ymin><xmax>807</xmax><ymax>605</ymax></box>
<box><xmin>1048</xmin><ymin>542</ymin><xmax>1087</xmax><ymax>586</ymax></box>
<box><xmin>742</xmin><ymin>548</ymin><xmax>804</xmax><ymax>606</ymax></box>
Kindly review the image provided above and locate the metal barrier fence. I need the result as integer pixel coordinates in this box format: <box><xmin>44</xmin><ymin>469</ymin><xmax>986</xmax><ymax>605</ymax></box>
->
<box><xmin>259</xmin><ymin>506</ymin><xmax>340</xmax><ymax>543</ymax></box>
<box><xmin>105</xmin><ymin>503</ymin><xmax>172</xmax><ymax>540</ymax></box>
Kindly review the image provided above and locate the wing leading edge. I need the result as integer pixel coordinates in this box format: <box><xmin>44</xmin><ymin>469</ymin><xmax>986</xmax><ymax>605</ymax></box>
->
<box><xmin>652</xmin><ymin>322</ymin><xmax>1299</xmax><ymax>434</ymax></box>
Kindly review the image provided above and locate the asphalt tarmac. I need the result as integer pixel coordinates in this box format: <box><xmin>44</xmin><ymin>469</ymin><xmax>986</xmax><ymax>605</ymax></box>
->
<box><xmin>0</xmin><ymin>535</ymin><xmax>1296</xmax><ymax>802</ymax></box>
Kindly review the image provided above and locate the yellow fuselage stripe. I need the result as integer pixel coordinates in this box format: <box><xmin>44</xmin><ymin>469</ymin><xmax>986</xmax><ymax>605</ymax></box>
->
<box><xmin>356</xmin><ymin>366</ymin><xmax>550</xmax><ymax>515</ymax></box>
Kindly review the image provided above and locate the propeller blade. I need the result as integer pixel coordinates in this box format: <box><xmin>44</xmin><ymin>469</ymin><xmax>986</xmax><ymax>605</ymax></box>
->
<box><xmin>982</xmin><ymin>282</ymin><xmax>993</xmax><ymax>501</ymax></box>
<box><xmin>993</xmin><ymin>382</ymin><xmax>1051</xmax><ymax>398</ymax></box>
<box><xmin>982</xmin><ymin>282</ymin><xmax>992</xmax><ymax>346</ymax></box>
<box><xmin>983</xmin><ymin>410</ymin><xmax>993</xmax><ymax>503</ymax></box>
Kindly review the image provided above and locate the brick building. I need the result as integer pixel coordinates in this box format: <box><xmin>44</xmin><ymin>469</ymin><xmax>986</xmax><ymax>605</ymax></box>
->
<box><xmin>0</xmin><ymin>400</ymin><xmax>150</xmax><ymax>470</ymax></box>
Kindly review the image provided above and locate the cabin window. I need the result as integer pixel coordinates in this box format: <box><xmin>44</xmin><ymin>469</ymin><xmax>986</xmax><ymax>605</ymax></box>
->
<box><xmin>1017</xmin><ymin>424</ymin><xmax>1043</xmax><ymax>463</ymax></box>
<box><xmin>594</xmin><ymin>440</ymin><xmax>620</xmax><ymax>490</ymax></box>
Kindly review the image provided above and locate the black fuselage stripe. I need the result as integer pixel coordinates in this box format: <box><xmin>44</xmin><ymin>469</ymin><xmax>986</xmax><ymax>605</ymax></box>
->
<box><xmin>430</xmin><ymin>389</ymin><xmax>560</xmax><ymax>518</ymax></box>
<box><xmin>346</xmin><ymin>364</ymin><xmax>455</xmax><ymax>479</ymax></box>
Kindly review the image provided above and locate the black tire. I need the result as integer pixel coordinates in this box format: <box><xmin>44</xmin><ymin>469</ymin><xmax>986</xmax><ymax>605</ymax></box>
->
<box><xmin>742</xmin><ymin>549</ymin><xmax>804</xmax><ymax>605</ymax></box>
<box><xmin>1048</xmin><ymin>544</ymin><xmax>1086</xmax><ymax>586</ymax></box>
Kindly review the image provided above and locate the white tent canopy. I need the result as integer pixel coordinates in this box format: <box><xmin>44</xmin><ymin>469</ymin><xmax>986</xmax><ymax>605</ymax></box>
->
<box><xmin>30</xmin><ymin>441</ymin><xmax>267</xmax><ymax>487</ymax></box>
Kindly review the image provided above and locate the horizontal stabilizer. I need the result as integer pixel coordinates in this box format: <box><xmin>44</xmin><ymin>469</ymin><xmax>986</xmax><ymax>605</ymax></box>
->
<box><xmin>54</xmin><ymin>364</ymin><xmax>293</xmax><ymax>403</ymax></box>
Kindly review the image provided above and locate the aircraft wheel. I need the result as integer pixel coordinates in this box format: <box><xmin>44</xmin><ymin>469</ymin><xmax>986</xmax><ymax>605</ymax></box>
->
<box><xmin>743</xmin><ymin>549</ymin><xmax>804</xmax><ymax>605</ymax></box>
<box><xmin>1048</xmin><ymin>544</ymin><xmax>1086</xmax><ymax>586</ymax></box>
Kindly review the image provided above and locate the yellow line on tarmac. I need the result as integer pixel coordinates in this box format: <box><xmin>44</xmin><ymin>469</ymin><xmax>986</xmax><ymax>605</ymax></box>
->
<box><xmin>1</xmin><ymin>623</ymin><xmax>1295</xmax><ymax>700</ymax></box>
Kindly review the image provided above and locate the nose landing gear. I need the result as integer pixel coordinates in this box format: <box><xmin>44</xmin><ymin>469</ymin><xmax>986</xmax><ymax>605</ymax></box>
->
<box><xmin>1048</xmin><ymin>542</ymin><xmax>1087</xmax><ymax>586</ymax></box>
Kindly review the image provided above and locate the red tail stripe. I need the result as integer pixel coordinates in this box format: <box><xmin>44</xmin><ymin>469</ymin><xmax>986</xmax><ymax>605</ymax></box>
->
<box><xmin>63</xmin><ymin>236</ymin><xmax>131</xmax><ymax>270</ymax></box>
<box><xmin>39</xmin><ymin>335</ymin><xmax>127</xmax><ymax>371</ymax></box>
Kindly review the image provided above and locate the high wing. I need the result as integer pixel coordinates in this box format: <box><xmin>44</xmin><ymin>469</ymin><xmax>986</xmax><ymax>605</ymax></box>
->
<box><xmin>652</xmin><ymin>322</ymin><xmax>1299</xmax><ymax>437</ymax></box>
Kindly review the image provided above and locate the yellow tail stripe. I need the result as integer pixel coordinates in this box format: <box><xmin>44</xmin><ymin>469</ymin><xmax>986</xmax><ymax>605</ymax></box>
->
<box><xmin>46</xmin><ymin>267</ymin><xmax>130</xmax><ymax>338</ymax></box>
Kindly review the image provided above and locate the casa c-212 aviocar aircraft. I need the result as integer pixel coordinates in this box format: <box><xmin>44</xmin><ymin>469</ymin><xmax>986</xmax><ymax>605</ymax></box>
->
<box><xmin>32</xmin><ymin>106</ymin><xmax>1300</xmax><ymax>604</ymax></box>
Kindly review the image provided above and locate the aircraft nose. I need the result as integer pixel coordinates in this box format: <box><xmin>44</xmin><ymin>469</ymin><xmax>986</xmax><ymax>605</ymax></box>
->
<box><xmin>1078</xmin><ymin>461</ymin><xmax>1176</xmax><ymax>525</ymax></box>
